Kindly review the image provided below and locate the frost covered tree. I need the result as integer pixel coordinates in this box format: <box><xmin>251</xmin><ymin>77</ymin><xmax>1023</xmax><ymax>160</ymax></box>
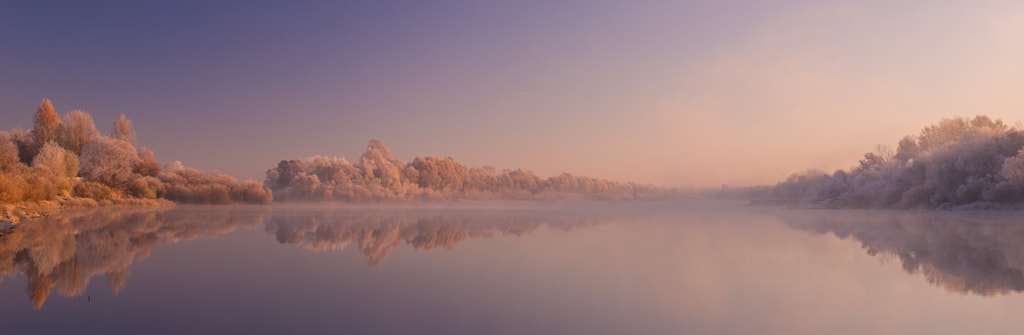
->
<box><xmin>159</xmin><ymin>161</ymin><xmax>272</xmax><ymax>204</ymax></box>
<box><xmin>770</xmin><ymin>115</ymin><xmax>1024</xmax><ymax>209</ymax></box>
<box><xmin>0</xmin><ymin>133</ymin><xmax>18</xmax><ymax>171</ymax></box>
<box><xmin>1002</xmin><ymin>149</ymin><xmax>1024</xmax><ymax>186</ymax></box>
<box><xmin>917</xmin><ymin>116</ymin><xmax>1006</xmax><ymax>153</ymax></box>
<box><xmin>110</xmin><ymin>114</ymin><xmax>136</xmax><ymax>145</ymax></box>
<box><xmin>32</xmin><ymin>99</ymin><xmax>62</xmax><ymax>148</ymax></box>
<box><xmin>894</xmin><ymin>136</ymin><xmax>920</xmax><ymax>163</ymax></box>
<box><xmin>59</xmin><ymin>110</ymin><xmax>99</xmax><ymax>155</ymax></box>
<box><xmin>79</xmin><ymin>137</ymin><xmax>141</xmax><ymax>190</ymax></box>
<box><xmin>263</xmin><ymin>139</ymin><xmax>660</xmax><ymax>202</ymax></box>
<box><xmin>134</xmin><ymin>148</ymin><xmax>161</xmax><ymax>177</ymax></box>
<box><xmin>411</xmin><ymin>156</ymin><xmax>467</xmax><ymax>191</ymax></box>
<box><xmin>32</xmin><ymin>141</ymin><xmax>78</xmax><ymax>178</ymax></box>
<box><xmin>359</xmin><ymin>139</ymin><xmax>406</xmax><ymax>192</ymax></box>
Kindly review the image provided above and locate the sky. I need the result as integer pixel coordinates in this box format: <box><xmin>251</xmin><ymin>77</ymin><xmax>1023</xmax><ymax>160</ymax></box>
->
<box><xmin>2</xmin><ymin>0</ymin><xmax>1023</xmax><ymax>188</ymax></box>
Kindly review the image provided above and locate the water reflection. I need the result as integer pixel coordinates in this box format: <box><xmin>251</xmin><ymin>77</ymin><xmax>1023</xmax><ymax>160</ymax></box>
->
<box><xmin>0</xmin><ymin>205</ymin><xmax>613</xmax><ymax>308</ymax></box>
<box><xmin>266</xmin><ymin>207</ymin><xmax>610</xmax><ymax>266</ymax></box>
<box><xmin>0</xmin><ymin>206</ymin><xmax>270</xmax><ymax>309</ymax></box>
<box><xmin>15</xmin><ymin>201</ymin><xmax>1023</xmax><ymax>313</ymax></box>
<box><xmin>782</xmin><ymin>210</ymin><xmax>1024</xmax><ymax>296</ymax></box>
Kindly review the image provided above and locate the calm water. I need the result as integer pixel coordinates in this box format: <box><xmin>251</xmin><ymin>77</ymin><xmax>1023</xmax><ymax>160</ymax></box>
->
<box><xmin>2</xmin><ymin>200</ymin><xmax>1024</xmax><ymax>334</ymax></box>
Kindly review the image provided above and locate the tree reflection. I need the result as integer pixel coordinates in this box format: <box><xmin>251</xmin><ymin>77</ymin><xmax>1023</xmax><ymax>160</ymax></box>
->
<box><xmin>0</xmin><ymin>206</ymin><xmax>270</xmax><ymax>309</ymax></box>
<box><xmin>0</xmin><ymin>205</ymin><xmax>612</xmax><ymax>308</ymax></box>
<box><xmin>782</xmin><ymin>211</ymin><xmax>1024</xmax><ymax>296</ymax></box>
<box><xmin>265</xmin><ymin>207</ymin><xmax>610</xmax><ymax>266</ymax></box>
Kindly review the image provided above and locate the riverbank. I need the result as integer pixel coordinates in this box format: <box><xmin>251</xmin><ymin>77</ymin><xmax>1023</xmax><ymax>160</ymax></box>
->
<box><xmin>0</xmin><ymin>197</ymin><xmax>173</xmax><ymax>225</ymax></box>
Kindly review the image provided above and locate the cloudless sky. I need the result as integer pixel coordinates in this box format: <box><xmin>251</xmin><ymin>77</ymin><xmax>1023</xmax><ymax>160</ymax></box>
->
<box><xmin>2</xmin><ymin>0</ymin><xmax>1023</xmax><ymax>187</ymax></box>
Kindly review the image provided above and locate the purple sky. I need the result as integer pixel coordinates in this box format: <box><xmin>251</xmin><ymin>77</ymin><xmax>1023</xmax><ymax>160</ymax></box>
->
<box><xmin>3</xmin><ymin>1</ymin><xmax>1022</xmax><ymax>187</ymax></box>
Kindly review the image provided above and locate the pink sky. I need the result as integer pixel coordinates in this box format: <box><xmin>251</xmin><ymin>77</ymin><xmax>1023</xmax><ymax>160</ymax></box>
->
<box><xmin>2</xmin><ymin>1</ymin><xmax>1022</xmax><ymax>187</ymax></box>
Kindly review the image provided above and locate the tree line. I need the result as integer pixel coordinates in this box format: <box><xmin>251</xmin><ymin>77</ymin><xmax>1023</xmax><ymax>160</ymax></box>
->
<box><xmin>759</xmin><ymin>115</ymin><xmax>1024</xmax><ymax>209</ymax></box>
<box><xmin>263</xmin><ymin>139</ymin><xmax>663</xmax><ymax>201</ymax></box>
<box><xmin>0</xmin><ymin>99</ymin><xmax>271</xmax><ymax>208</ymax></box>
<box><xmin>3</xmin><ymin>99</ymin><xmax>662</xmax><ymax>209</ymax></box>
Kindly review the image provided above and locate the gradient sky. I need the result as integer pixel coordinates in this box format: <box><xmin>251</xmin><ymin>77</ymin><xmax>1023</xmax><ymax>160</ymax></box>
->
<box><xmin>2</xmin><ymin>0</ymin><xmax>1023</xmax><ymax>187</ymax></box>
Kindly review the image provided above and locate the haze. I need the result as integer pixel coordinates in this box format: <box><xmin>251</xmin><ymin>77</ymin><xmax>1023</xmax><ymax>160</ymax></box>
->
<box><xmin>2</xmin><ymin>1</ymin><xmax>1023</xmax><ymax>187</ymax></box>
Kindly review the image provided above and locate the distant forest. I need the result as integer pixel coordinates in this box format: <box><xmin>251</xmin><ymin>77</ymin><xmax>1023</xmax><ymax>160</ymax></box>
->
<box><xmin>1</xmin><ymin>99</ymin><xmax>661</xmax><ymax>214</ymax></box>
<box><xmin>264</xmin><ymin>139</ymin><xmax>662</xmax><ymax>201</ymax></box>
<box><xmin>746</xmin><ymin>115</ymin><xmax>1024</xmax><ymax>209</ymax></box>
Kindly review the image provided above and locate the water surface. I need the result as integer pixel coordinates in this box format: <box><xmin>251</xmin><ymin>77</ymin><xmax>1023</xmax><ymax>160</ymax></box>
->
<box><xmin>2</xmin><ymin>201</ymin><xmax>1024</xmax><ymax>334</ymax></box>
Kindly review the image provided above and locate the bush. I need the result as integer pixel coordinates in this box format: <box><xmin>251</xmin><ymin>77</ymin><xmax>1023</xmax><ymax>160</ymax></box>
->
<box><xmin>159</xmin><ymin>162</ymin><xmax>273</xmax><ymax>204</ymax></box>
<box><xmin>74</xmin><ymin>182</ymin><xmax>118</xmax><ymax>201</ymax></box>
<box><xmin>0</xmin><ymin>170</ymin><xmax>28</xmax><ymax>203</ymax></box>
<box><xmin>79</xmin><ymin>137</ymin><xmax>140</xmax><ymax>190</ymax></box>
<box><xmin>128</xmin><ymin>176</ymin><xmax>165</xmax><ymax>199</ymax></box>
<box><xmin>32</xmin><ymin>141</ymin><xmax>78</xmax><ymax>178</ymax></box>
<box><xmin>134</xmin><ymin>148</ymin><xmax>161</xmax><ymax>177</ymax></box>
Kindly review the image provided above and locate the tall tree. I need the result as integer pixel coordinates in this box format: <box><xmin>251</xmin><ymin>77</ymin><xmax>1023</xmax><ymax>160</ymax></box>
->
<box><xmin>110</xmin><ymin>114</ymin><xmax>136</xmax><ymax>145</ymax></box>
<box><xmin>60</xmin><ymin>110</ymin><xmax>99</xmax><ymax>155</ymax></box>
<box><xmin>32</xmin><ymin>99</ymin><xmax>62</xmax><ymax>147</ymax></box>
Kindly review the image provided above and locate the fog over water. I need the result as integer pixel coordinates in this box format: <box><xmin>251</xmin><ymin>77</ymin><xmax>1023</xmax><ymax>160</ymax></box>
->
<box><xmin>4</xmin><ymin>201</ymin><xmax>1024</xmax><ymax>334</ymax></box>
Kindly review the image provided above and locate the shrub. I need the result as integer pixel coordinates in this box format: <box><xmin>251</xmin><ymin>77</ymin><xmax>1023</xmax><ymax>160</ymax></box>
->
<box><xmin>74</xmin><ymin>182</ymin><xmax>118</xmax><ymax>201</ymax></box>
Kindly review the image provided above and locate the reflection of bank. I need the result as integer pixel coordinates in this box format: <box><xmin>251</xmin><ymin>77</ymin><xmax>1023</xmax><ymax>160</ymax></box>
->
<box><xmin>780</xmin><ymin>211</ymin><xmax>1024</xmax><ymax>296</ymax></box>
<box><xmin>0</xmin><ymin>205</ymin><xmax>616</xmax><ymax>309</ymax></box>
<box><xmin>0</xmin><ymin>206</ymin><xmax>271</xmax><ymax>309</ymax></box>
<box><xmin>264</xmin><ymin>208</ymin><xmax>611</xmax><ymax>266</ymax></box>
